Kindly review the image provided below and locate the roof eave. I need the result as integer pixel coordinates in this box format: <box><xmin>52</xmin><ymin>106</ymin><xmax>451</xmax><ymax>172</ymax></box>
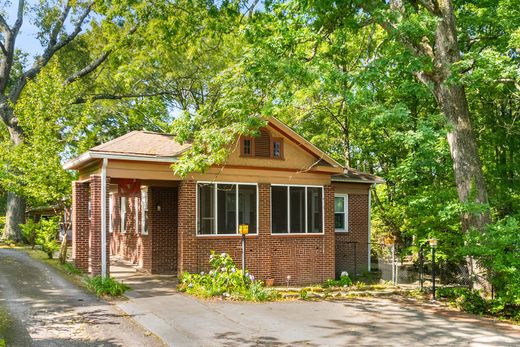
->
<box><xmin>63</xmin><ymin>151</ymin><xmax>178</xmax><ymax>170</ymax></box>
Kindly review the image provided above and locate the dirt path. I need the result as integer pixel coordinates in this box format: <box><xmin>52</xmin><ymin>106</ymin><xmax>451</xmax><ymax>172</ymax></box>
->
<box><xmin>0</xmin><ymin>248</ymin><xmax>165</xmax><ymax>347</ymax></box>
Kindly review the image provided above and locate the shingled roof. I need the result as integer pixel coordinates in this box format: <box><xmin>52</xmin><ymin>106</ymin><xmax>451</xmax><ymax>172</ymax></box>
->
<box><xmin>91</xmin><ymin>131</ymin><xmax>191</xmax><ymax>157</ymax></box>
<box><xmin>331</xmin><ymin>168</ymin><xmax>385</xmax><ymax>184</ymax></box>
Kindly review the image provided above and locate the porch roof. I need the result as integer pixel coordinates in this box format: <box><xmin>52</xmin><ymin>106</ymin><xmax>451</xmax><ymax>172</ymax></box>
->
<box><xmin>331</xmin><ymin>168</ymin><xmax>385</xmax><ymax>184</ymax></box>
<box><xmin>64</xmin><ymin>131</ymin><xmax>191</xmax><ymax>170</ymax></box>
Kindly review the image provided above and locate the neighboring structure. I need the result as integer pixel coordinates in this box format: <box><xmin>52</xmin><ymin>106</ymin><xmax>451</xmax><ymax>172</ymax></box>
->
<box><xmin>64</xmin><ymin>118</ymin><xmax>383</xmax><ymax>285</ymax></box>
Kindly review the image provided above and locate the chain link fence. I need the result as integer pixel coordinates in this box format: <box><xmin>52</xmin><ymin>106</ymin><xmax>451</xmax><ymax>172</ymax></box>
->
<box><xmin>341</xmin><ymin>241</ymin><xmax>472</xmax><ymax>289</ymax></box>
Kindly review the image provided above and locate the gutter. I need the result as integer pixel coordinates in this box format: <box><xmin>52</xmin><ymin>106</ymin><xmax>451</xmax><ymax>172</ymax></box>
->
<box><xmin>63</xmin><ymin>151</ymin><xmax>178</xmax><ymax>170</ymax></box>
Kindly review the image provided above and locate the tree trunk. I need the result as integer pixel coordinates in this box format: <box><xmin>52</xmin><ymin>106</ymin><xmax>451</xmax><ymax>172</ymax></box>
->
<box><xmin>2</xmin><ymin>109</ymin><xmax>27</xmax><ymax>242</ymax></box>
<box><xmin>433</xmin><ymin>0</ymin><xmax>490</xmax><ymax>231</ymax></box>
<box><xmin>433</xmin><ymin>0</ymin><xmax>490</xmax><ymax>291</ymax></box>
<box><xmin>4</xmin><ymin>191</ymin><xmax>26</xmax><ymax>241</ymax></box>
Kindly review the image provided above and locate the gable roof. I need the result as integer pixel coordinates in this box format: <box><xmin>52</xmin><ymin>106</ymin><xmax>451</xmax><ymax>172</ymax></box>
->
<box><xmin>267</xmin><ymin>117</ymin><xmax>341</xmax><ymax>169</ymax></box>
<box><xmin>63</xmin><ymin>118</ymin><xmax>384</xmax><ymax>185</ymax></box>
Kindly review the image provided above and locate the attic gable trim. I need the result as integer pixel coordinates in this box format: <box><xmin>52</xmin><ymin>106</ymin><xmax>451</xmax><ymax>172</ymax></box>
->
<box><xmin>268</xmin><ymin>118</ymin><xmax>342</xmax><ymax>169</ymax></box>
<box><xmin>63</xmin><ymin>151</ymin><xmax>177</xmax><ymax>170</ymax></box>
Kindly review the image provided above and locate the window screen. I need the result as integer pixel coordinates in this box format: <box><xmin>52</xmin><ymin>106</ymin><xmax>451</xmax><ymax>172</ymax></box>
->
<box><xmin>198</xmin><ymin>184</ymin><xmax>215</xmax><ymax>234</ymax></box>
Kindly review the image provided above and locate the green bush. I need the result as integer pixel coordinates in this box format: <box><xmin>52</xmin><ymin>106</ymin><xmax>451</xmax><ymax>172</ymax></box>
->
<box><xmin>178</xmin><ymin>251</ymin><xmax>279</xmax><ymax>301</ymax></box>
<box><xmin>20</xmin><ymin>219</ymin><xmax>38</xmax><ymax>248</ymax></box>
<box><xmin>85</xmin><ymin>276</ymin><xmax>129</xmax><ymax>297</ymax></box>
<box><xmin>324</xmin><ymin>275</ymin><xmax>353</xmax><ymax>288</ymax></box>
<box><xmin>20</xmin><ymin>218</ymin><xmax>60</xmax><ymax>257</ymax></box>
<box><xmin>0</xmin><ymin>216</ymin><xmax>5</xmax><ymax>238</ymax></box>
<box><xmin>465</xmin><ymin>217</ymin><xmax>520</xmax><ymax>309</ymax></box>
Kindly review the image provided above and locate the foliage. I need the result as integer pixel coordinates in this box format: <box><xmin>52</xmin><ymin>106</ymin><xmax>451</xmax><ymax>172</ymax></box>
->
<box><xmin>0</xmin><ymin>216</ymin><xmax>5</xmax><ymax>237</ymax></box>
<box><xmin>19</xmin><ymin>219</ymin><xmax>38</xmax><ymax>248</ymax></box>
<box><xmin>63</xmin><ymin>262</ymin><xmax>83</xmax><ymax>275</ymax></box>
<box><xmin>465</xmin><ymin>217</ymin><xmax>520</xmax><ymax>306</ymax></box>
<box><xmin>324</xmin><ymin>275</ymin><xmax>353</xmax><ymax>288</ymax></box>
<box><xmin>178</xmin><ymin>251</ymin><xmax>279</xmax><ymax>301</ymax></box>
<box><xmin>20</xmin><ymin>218</ymin><xmax>60</xmax><ymax>258</ymax></box>
<box><xmin>437</xmin><ymin>287</ymin><xmax>488</xmax><ymax>315</ymax></box>
<box><xmin>85</xmin><ymin>275</ymin><xmax>129</xmax><ymax>297</ymax></box>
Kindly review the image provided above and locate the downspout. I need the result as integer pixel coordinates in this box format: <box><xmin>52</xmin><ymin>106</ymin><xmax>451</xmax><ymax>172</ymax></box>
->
<box><xmin>101</xmin><ymin>158</ymin><xmax>108</xmax><ymax>278</ymax></box>
<box><xmin>368</xmin><ymin>183</ymin><xmax>374</xmax><ymax>272</ymax></box>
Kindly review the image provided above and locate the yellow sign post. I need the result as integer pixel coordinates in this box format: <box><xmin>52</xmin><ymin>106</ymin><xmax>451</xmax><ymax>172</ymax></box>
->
<box><xmin>239</xmin><ymin>224</ymin><xmax>249</xmax><ymax>276</ymax></box>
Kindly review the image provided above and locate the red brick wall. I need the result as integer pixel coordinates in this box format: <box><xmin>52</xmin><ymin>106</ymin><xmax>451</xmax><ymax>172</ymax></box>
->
<box><xmin>149</xmin><ymin>187</ymin><xmax>178</xmax><ymax>274</ymax></box>
<box><xmin>72</xmin><ymin>181</ymin><xmax>89</xmax><ymax>272</ymax></box>
<box><xmin>335</xmin><ymin>194</ymin><xmax>369</xmax><ymax>276</ymax></box>
<box><xmin>179</xmin><ymin>183</ymin><xmax>336</xmax><ymax>285</ymax></box>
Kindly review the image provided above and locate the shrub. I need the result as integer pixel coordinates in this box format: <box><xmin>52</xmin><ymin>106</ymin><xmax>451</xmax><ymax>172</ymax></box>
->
<box><xmin>20</xmin><ymin>218</ymin><xmax>60</xmax><ymax>257</ymax></box>
<box><xmin>85</xmin><ymin>276</ymin><xmax>129</xmax><ymax>297</ymax></box>
<box><xmin>324</xmin><ymin>275</ymin><xmax>353</xmax><ymax>288</ymax></box>
<box><xmin>465</xmin><ymin>217</ymin><xmax>520</xmax><ymax>308</ymax></box>
<box><xmin>178</xmin><ymin>251</ymin><xmax>279</xmax><ymax>301</ymax></box>
<box><xmin>20</xmin><ymin>219</ymin><xmax>38</xmax><ymax>248</ymax></box>
<box><xmin>35</xmin><ymin>218</ymin><xmax>61</xmax><ymax>258</ymax></box>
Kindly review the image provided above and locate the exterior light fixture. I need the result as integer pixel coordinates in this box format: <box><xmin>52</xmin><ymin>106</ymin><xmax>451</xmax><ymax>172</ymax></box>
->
<box><xmin>156</xmin><ymin>203</ymin><xmax>161</xmax><ymax>212</ymax></box>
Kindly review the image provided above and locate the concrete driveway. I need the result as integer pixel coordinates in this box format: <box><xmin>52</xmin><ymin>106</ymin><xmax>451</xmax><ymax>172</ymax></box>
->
<box><xmin>113</xmin><ymin>264</ymin><xmax>520</xmax><ymax>346</ymax></box>
<box><xmin>0</xmin><ymin>248</ymin><xmax>164</xmax><ymax>346</ymax></box>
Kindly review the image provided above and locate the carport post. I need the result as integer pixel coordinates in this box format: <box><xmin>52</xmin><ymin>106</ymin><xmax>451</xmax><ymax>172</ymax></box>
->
<box><xmin>101</xmin><ymin>158</ymin><xmax>108</xmax><ymax>279</ymax></box>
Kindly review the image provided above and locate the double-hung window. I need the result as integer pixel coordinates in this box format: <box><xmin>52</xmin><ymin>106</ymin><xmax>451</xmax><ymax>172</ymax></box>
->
<box><xmin>334</xmin><ymin>195</ymin><xmax>348</xmax><ymax>232</ymax></box>
<box><xmin>120</xmin><ymin>196</ymin><xmax>128</xmax><ymax>233</ymax></box>
<box><xmin>197</xmin><ymin>183</ymin><xmax>258</xmax><ymax>235</ymax></box>
<box><xmin>141</xmin><ymin>188</ymin><xmax>148</xmax><ymax>235</ymax></box>
<box><xmin>134</xmin><ymin>196</ymin><xmax>139</xmax><ymax>234</ymax></box>
<box><xmin>271</xmin><ymin>185</ymin><xmax>323</xmax><ymax>234</ymax></box>
<box><xmin>109</xmin><ymin>193</ymin><xmax>114</xmax><ymax>233</ymax></box>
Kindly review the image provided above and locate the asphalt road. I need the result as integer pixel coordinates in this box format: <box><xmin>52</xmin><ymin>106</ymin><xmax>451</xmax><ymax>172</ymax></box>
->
<box><xmin>0</xmin><ymin>248</ymin><xmax>165</xmax><ymax>347</ymax></box>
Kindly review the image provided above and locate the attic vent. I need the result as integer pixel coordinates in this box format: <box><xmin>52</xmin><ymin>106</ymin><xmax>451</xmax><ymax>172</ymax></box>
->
<box><xmin>255</xmin><ymin>129</ymin><xmax>271</xmax><ymax>157</ymax></box>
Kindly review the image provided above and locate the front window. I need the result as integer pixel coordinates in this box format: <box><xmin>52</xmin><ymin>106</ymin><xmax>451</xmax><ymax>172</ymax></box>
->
<box><xmin>109</xmin><ymin>194</ymin><xmax>114</xmax><ymax>233</ymax></box>
<box><xmin>134</xmin><ymin>196</ymin><xmax>139</xmax><ymax>234</ymax></box>
<box><xmin>198</xmin><ymin>183</ymin><xmax>257</xmax><ymax>235</ymax></box>
<box><xmin>272</xmin><ymin>185</ymin><xmax>323</xmax><ymax>234</ymax></box>
<box><xmin>334</xmin><ymin>195</ymin><xmax>348</xmax><ymax>232</ymax></box>
<box><xmin>141</xmin><ymin>188</ymin><xmax>148</xmax><ymax>235</ymax></box>
<box><xmin>120</xmin><ymin>196</ymin><xmax>128</xmax><ymax>233</ymax></box>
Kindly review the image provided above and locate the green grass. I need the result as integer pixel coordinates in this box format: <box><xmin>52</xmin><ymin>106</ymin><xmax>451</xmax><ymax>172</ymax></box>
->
<box><xmin>85</xmin><ymin>276</ymin><xmax>130</xmax><ymax>297</ymax></box>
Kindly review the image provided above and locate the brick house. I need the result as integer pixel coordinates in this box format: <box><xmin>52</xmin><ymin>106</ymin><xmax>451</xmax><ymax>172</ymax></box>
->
<box><xmin>64</xmin><ymin>118</ymin><xmax>383</xmax><ymax>285</ymax></box>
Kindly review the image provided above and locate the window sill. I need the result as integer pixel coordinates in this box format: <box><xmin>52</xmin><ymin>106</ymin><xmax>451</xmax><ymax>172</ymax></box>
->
<box><xmin>335</xmin><ymin>230</ymin><xmax>350</xmax><ymax>233</ymax></box>
<box><xmin>196</xmin><ymin>234</ymin><xmax>259</xmax><ymax>239</ymax></box>
<box><xmin>270</xmin><ymin>233</ymin><xmax>324</xmax><ymax>237</ymax></box>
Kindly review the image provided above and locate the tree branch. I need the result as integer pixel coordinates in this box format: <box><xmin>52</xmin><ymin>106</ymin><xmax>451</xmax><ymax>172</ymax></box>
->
<box><xmin>72</xmin><ymin>91</ymin><xmax>173</xmax><ymax>104</ymax></box>
<box><xmin>64</xmin><ymin>51</ymin><xmax>111</xmax><ymax>85</ymax></box>
<box><xmin>8</xmin><ymin>2</ymin><xmax>93</xmax><ymax>103</ymax></box>
<box><xmin>0</xmin><ymin>14</ymin><xmax>10</xmax><ymax>33</ymax></box>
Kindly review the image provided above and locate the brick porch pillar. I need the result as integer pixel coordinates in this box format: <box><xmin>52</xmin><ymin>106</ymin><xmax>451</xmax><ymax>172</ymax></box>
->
<box><xmin>72</xmin><ymin>181</ymin><xmax>89</xmax><ymax>272</ymax></box>
<box><xmin>178</xmin><ymin>180</ymin><xmax>197</xmax><ymax>274</ymax></box>
<box><xmin>89</xmin><ymin>175</ymin><xmax>110</xmax><ymax>276</ymax></box>
<box><xmin>258</xmin><ymin>183</ymin><xmax>273</xmax><ymax>281</ymax></box>
<box><xmin>323</xmin><ymin>185</ymin><xmax>336</xmax><ymax>281</ymax></box>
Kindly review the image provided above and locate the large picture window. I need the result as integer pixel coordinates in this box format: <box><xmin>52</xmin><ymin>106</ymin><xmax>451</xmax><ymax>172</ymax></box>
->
<box><xmin>271</xmin><ymin>185</ymin><xmax>323</xmax><ymax>234</ymax></box>
<box><xmin>198</xmin><ymin>183</ymin><xmax>258</xmax><ymax>235</ymax></box>
<box><xmin>334</xmin><ymin>195</ymin><xmax>348</xmax><ymax>232</ymax></box>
